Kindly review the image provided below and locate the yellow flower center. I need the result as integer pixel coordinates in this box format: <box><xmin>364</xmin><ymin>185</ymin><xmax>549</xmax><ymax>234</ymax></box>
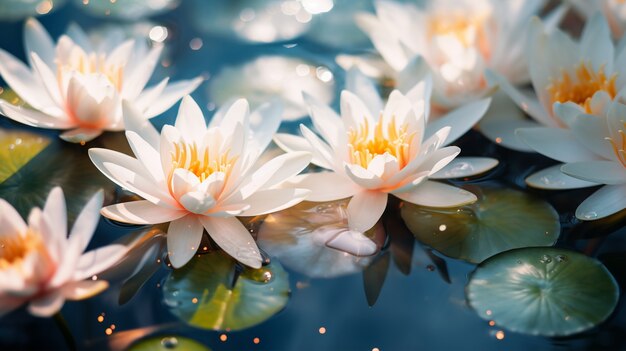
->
<box><xmin>606</xmin><ymin>120</ymin><xmax>626</xmax><ymax>168</ymax></box>
<box><xmin>0</xmin><ymin>230</ymin><xmax>43</xmax><ymax>269</ymax></box>
<box><xmin>428</xmin><ymin>14</ymin><xmax>482</xmax><ymax>48</ymax></box>
<box><xmin>168</xmin><ymin>141</ymin><xmax>238</xmax><ymax>193</ymax></box>
<box><xmin>347</xmin><ymin>116</ymin><xmax>415</xmax><ymax>169</ymax></box>
<box><xmin>57</xmin><ymin>50</ymin><xmax>124</xmax><ymax>91</ymax></box>
<box><xmin>547</xmin><ymin>63</ymin><xmax>617</xmax><ymax>114</ymax></box>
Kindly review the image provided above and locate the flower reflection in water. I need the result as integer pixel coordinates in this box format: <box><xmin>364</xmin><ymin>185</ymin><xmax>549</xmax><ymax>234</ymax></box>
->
<box><xmin>258</xmin><ymin>199</ymin><xmax>385</xmax><ymax>278</ymax></box>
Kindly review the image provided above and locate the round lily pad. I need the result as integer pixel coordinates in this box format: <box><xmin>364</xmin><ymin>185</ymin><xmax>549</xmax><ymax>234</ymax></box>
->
<box><xmin>0</xmin><ymin>128</ymin><xmax>120</xmax><ymax>223</ymax></box>
<box><xmin>257</xmin><ymin>200</ymin><xmax>385</xmax><ymax>278</ymax></box>
<box><xmin>162</xmin><ymin>251</ymin><xmax>289</xmax><ymax>331</ymax></box>
<box><xmin>401</xmin><ymin>184</ymin><xmax>560</xmax><ymax>263</ymax></box>
<box><xmin>467</xmin><ymin>247</ymin><xmax>619</xmax><ymax>337</ymax></box>
<box><xmin>127</xmin><ymin>335</ymin><xmax>210</xmax><ymax>351</ymax></box>
<box><xmin>0</xmin><ymin>129</ymin><xmax>50</xmax><ymax>183</ymax></box>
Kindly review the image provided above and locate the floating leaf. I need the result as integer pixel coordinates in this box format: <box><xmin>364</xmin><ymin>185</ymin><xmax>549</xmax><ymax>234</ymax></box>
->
<box><xmin>467</xmin><ymin>247</ymin><xmax>619</xmax><ymax>337</ymax></box>
<box><xmin>0</xmin><ymin>128</ymin><xmax>121</xmax><ymax>223</ymax></box>
<box><xmin>162</xmin><ymin>251</ymin><xmax>289</xmax><ymax>331</ymax></box>
<box><xmin>0</xmin><ymin>129</ymin><xmax>50</xmax><ymax>183</ymax></box>
<box><xmin>127</xmin><ymin>335</ymin><xmax>210</xmax><ymax>351</ymax></box>
<box><xmin>257</xmin><ymin>200</ymin><xmax>384</xmax><ymax>278</ymax></box>
<box><xmin>401</xmin><ymin>184</ymin><xmax>560</xmax><ymax>263</ymax></box>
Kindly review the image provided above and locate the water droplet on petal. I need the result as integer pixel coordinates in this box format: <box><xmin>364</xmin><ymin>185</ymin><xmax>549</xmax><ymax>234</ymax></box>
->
<box><xmin>539</xmin><ymin>255</ymin><xmax>552</xmax><ymax>264</ymax></box>
<box><xmin>582</xmin><ymin>211</ymin><xmax>598</xmax><ymax>219</ymax></box>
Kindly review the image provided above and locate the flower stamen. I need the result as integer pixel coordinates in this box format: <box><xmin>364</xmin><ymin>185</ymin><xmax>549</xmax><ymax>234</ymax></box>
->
<box><xmin>0</xmin><ymin>230</ymin><xmax>43</xmax><ymax>269</ymax></box>
<box><xmin>606</xmin><ymin>120</ymin><xmax>626</xmax><ymax>168</ymax></box>
<box><xmin>347</xmin><ymin>115</ymin><xmax>415</xmax><ymax>169</ymax></box>
<box><xmin>547</xmin><ymin>62</ymin><xmax>617</xmax><ymax>114</ymax></box>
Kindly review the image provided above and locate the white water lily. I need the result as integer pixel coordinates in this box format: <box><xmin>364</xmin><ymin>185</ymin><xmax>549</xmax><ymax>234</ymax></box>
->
<box><xmin>351</xmin><ymin>0</ymin><xmax>560</xmax><ymax>110</ymax></box>
<box><xmin>0</xmin><ymin>18</ymin><xmax>202</xmax><ymax>143</ymax></box>
<box><xmin>0</xmin><ymin>187</ymin><xmax>126</xmax><ymax>317</ymax></box>
<box><xmin>485</xmin><ymin>14</ymin><xmax>626</xmax><ymax>151</ymax></box>
<box><xmin>89</xmin><ymin>96</ymin><xmax>312</xmax><ymax>269</ymax></box>
<box><xmin>517</xmin><ymin>95</ymin><xmax>626</xmax><ymax>220</ymax></box>
<box><xmin>274</xmin><ymin>75</ymin><xmax>493</xmax><ymax>233</ymax></box>
<box><xmin>568</xmin><ymin>0</ymin><xmax>626</xmax><ymax>38</ymax></box>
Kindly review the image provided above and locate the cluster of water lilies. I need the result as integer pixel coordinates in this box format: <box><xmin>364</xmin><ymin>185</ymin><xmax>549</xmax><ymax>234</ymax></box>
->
<box><xmin>0</xmin><ymin>0</ymin><xmax>624</xmax><ymax>340</ymax></box>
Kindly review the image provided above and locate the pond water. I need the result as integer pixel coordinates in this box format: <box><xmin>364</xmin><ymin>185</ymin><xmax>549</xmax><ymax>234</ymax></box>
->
<box><xmin>0</xmin><ymin>1</ymin><xmax>625</xmax><ymax>350</ymax></box>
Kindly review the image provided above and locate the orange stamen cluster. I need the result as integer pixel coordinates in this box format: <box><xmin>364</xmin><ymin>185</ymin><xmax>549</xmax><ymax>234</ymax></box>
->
<box><xmin>57</xmin><ymin>51</ymin><xmax>124</xmax><ymax>91</ymax></box>
<box><xmin>547</xmin><ymin>63</ymin><xmax>617</xmax><ymax>114</ymax></box>
<box><xmin>347</xmin><ymin>115</ymin><xmax>415</xmax><ymax>169</ymax></box>
<box><xmin>0</xmin><ymin>230</ymin><xmax>42</xmax><ymax>269</ymax></box>
<box><xmin>169</xmin><ymin>141</ymin><xmax>237</xmax><ymax>184</ymax></box>
<box><xmin>607</xmin><ymin>120</ymin><xmax>626</xmax><ymax>168</ymax></box>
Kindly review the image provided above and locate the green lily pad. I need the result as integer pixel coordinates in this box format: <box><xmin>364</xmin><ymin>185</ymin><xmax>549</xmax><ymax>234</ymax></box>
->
<box><xmin>0</xmin><ymin>129</ymin><xmax>50</xmax><ymax>183</ymax></box>
<box><xmin>162</xmin><ymin>251</ymin><xmax>289</xmax><ymax>331</ymax></box>
<box><xmin>467</xmin><ymin>247</ymin><xmax>619</xmax><ymax>337</ymax></box>
<box><xmin>127</xmin><ymin>335</ymin><xmax>211</xmax><ymax>351</ymax></box>
<box><xmin>0</xmin><ymin>128</ymin><xmax>122</xmax><ymax>223</ymax></box>
<box><xmin>400</xmin><ymin>185</ymin><xmax>560</xmax><ymax>263</ymax></box>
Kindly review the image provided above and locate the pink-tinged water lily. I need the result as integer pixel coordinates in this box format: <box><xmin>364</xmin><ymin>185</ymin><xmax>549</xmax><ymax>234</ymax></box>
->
<box><xmin>0</xmin><ymin>187</ymin><xmax>126</xmax><ymax>317</ymax></box>
<box><xmin>89</xmin><ymin>96</ymin><xmax>312</xmax><ymax>269</ymax></box>
<box><xmin>350</xmin><ymin>0</ymin><xmax>561</xmax><ymax>110</ymax></box>
<box><xmin>484</xmin><ymin>14</ymin><xmax>626</xmax><ymax>151</ymax></box>
<box><xmin>0</xmin><ymin>18</ymin><xmax>202</xmax><ymax>143</ymax></box>
<box><xmin>274</xmin><ymin>75</ymin><xmax>494</xmax><ymax>233</ymax></box>
<box><xmin>568</xmin><ymin>0</ymin><xmax>626</xmax><ymax>38</ymax></box>
<box><xmin>517</xmin><ymin>94</ymin><xmax>626</xmax><ymax>220</ymax></box>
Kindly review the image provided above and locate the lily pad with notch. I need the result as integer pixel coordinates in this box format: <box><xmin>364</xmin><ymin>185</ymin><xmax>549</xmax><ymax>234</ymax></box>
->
<box><xmin>466</xmin><ymin>247</ymin><xmax>619</xmax><ymax>337</ymax></box>
<box><xmin>401</xmin><ymin>184</ymin><xmax>560</xmax><ymax>263</ymax></box>
<box><xmin>162</xmin><ymin>250</ymin><xmax>289</xmax><ymax>331</ymax></box>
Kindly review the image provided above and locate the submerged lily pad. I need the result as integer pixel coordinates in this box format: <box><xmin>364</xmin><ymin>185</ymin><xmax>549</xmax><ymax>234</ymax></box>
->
<box><xmin>467</xmin><ymin>247</ymin><xmax>619</xmax><ymax>337</ymax></box>
<box><xmin>128</xmin><ymin>335</ymin><xmax>210</xmax><ymax>351</ymax></box>
<box><xmin>400</xmin><ymin>185</ymin><xmax>560</xmax><ymax>263</ymax></box>
<box><xmin>257</xmin><ymin>200</ymin><xmax>385</xmax><ymax>278</ymax></box>
<box><xmin>162</xmin><ymin>251</ymin><xmax>289</xmax><ymax>331</ymax></box>
<box><xmin>0</xmin><ymin>130</ymin><xmax>50</xmax><ymax>183</ymax></box>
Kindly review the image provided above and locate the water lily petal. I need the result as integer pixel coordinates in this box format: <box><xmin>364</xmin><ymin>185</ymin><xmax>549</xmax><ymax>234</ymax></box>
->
<box><xmin>61</xmin><ymin>280</ymin><xmax>109</xmax><ymax>300</ymax></box>
<box><xmin>340</xmin><ymin>90</ymin><xmax>375</xmax><ymax>132</ymax></box>
<box><xmin>199</xmin><ymin>216</ymin><xmax>262</xmax><ymax>268</ymax></box>
<box><xmin>516</xmin><ymin>127</ymin><xmax>600</xmax><ymax>163</ymax></box>
<box><xmin>175</xmin><ymin>95</ymin><xmax>207</xmax><ymax>144</ymax></box>
<box><xmin>344</xmin><ymin>163</ymin><xmax>384</xmax><ymax>189</ymax></box>
<box><xmin>355</xmin><ymin>12</ymin><xmax>408</xmax><ymax>71</ymax></box>
<box><xmin>426</xmin><ymin>98</ymin><xmax>491</xmax><ymax>146</ymax></box>
<box><xmin>0</xmin><ymin>102</ymin><xmax>72</xmax><ymax>129</ymax></box>
<box><xmin>42</xmin><ymin>187</ymin><xmax>67</xmax><ymax>246</ymax></box>
<box><xmin>300</xmin><ymin>124</ymin><xmax>337</xmax><ymax>170</ymax></box>
<box><xmin>0</xmin><ymin>199</ymin><xmax>27</xmax><ymax>237</ymax></box>
<box><xmin>27</xmin><ymin>291</ymin><xmax>64</xmax><ymax>317</ymax></box>
<box><xmin>24</xmin><ymin>18</ymin><xmax>55</xmax><ymax>69</ymax></box>
<box><xmin>325</xmin><ymin>229</ymin><xmax>378</xmax><ymax>257</ymax></box>
<box><xmin>395</xmin><ymin>180</ymin><xmax>477</xmax><ymax>207</ymax></box>
<box><xmin>167</xmin><ymin>215</ymin><xmax>204</xmax><ymax>269</ymax></box>
<box><xmin>74</xmin><ymin>244</ymin><xmax>128</xmax><ymax>281</ymax></box>
<box><xmin>526</xmin><ymin>164</ymin><xmax>599</xmax><ymax>189</ymax></box>
<box><xmin>569</xmin><ymin>113</ymin><xmax>615</xmax><ymax>160</ymax></box>
<box><xmin>122</xmin><ymin>100</ymin><xmax>160</xmax><ymax>149</ymax></box>
<box><xmin>346</xmin><ymin>68</ymin><xmax>383</xmax><ymax>117</ymax></box>
<box><xmin>286</xmin><ymin>172</ymin><xmax>360</xmax><ymax>201</ymax></box>
<box><xmin>0</xmin><ymin>49</ymin><xmax>57</xmax><ymax>111</ymax></box>
<box><xmin>304</xmin><ymin>92</ymin><xmax>344</xmax><ymax>150</ymax></box>
<box><xmin>274</xmin><ymin>133</ymin><xmax>331</xmax><ymax>169</ymax></box>
<box><xmin>249</xmin><ymin>100</ymin><xmax>283</xmax><ymax>152</ymax></box>
<box><xmin>238</xmin><ymin>151</ymin><xmax>312</xmax><ymax>199</ymax></box>
<box><xmin>562</xmin><ymin>161</ymin><xmax>626</xmax><ymax>185</ymax></box>
<box><xmin>121</xmin><ymin>45</ymin><xmax>163</xmax><ymax>99</ymax></box>
<box><xmin>59</xmin><ymin>128</ymin><xmax>103</xmax><ymax>143</ymax></box>
<box><xmin>142</xmin><ymin>77</ymin><xmax>204</xmax><ymax>118</ymax></box>
<box><xmin>101</xmin><ymin>200</ymin><xmax>186</xmax><ymax>225</ymax></box>
<box><xmin>430</xmin><ymin>157</ymin><xmax>499</xmax><ymax>179</ymax></box>
<box><xmin>580</xmin><ymin>14</ymin><xmax>614</xmax><ymax>73</ymax></box>
<box><xmin>347</xmin><ymin>190</ymin><xmax>388</xmax><ymax>232</ymax></box>
<box><xmin>239</xmin><ymin>188</ymin><xmax>311</xmax><ymax>217</ymax></box>
<box><xmin>576</xmin><ymin>184</ymin><xmax>626</xmax><ymax>220</ymax></box>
